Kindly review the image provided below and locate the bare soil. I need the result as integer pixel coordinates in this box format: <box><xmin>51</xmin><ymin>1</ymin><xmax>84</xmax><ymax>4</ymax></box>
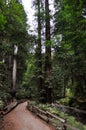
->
<box><xmin>2</xmin><ymin>102</ymin><xmax>54</xmax><ymax>130</ymax></box>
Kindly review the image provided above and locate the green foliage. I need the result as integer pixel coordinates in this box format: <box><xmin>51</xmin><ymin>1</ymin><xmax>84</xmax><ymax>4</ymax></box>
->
<box><xmin>0</xmin><ymin>14</ymin><xmax>7</xmax><ymax>30</ymax></box>
<box><xmin>22</xmin><ymin>55</ymin><xmax>36</xmax><ymax>87</ymax></box>
<box><xmin>45</xmin><ymin>40</ymin><xmax>52</xmax><ymax>46</ymax></box>
<box><xmin>0</xmin><ymin>0</ymin><xmax>7</xmax><ymax>31</ymax></box>
<box><xmin>28</xmin><ymin>99</ymin><xmax>86</xmax><ymax>129</ymax></box>
<box><xmin>53</xmin><ymin>0</ymin><xmax>86</xmax><ymax>101</ymax></box>
<box><xmin>22</xmin><ymin>54</ymin><xmax>37</xmax><ymax>99</ymax></box>
<box><xmin>16</xmin><ymin>88</ymin><xmax>30</xmax><ymax>99</ymax></box>
<box><xmin>59</xmin><ymin>97</ymin><xmax>70</xmax><ymax>105</ymax></box>
<box><xmin>4</xmin><ymin>1</ymin><xmax>27</xmax><ymax>43</ymax></box>
<box><xmin>0</xmin><ymin>0</ymin><xmax>29</xmax><ymax>104</ymax></box>
<box><xmin>35</xmin><ymin>102</ymin><xmax>86</xmax><ymax>130</ymax></box>
<box><xmin>0</xmin><ymin>0</ymin><xmax>86</xmax><ymax>112</ymax></box>
<box><xmin>67</xmin><ymin>116</ymin><xmax>85</xmax><ymax>130</ymax></box>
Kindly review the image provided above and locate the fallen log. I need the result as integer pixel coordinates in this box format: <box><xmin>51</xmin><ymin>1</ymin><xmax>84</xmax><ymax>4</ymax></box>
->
<box><xmin>33</xmin><ymin>106</ymin><xmax>46</xmax><ymax>115</ymax></box>
<box><xmin>27</xmin><ymin>103</ymin><xmax>81</xmax><ymax>130</ymax></box>
<box><xmin>37</xmin><ymin>113</ymin><xmax>49</xmax><ymax>122</ymax></box>
<box><xmin>2</xmin><ymin>101</ymin><xmax>18</xmax><ymax>115</ymax></box>
<box><xmin>46</xmin><ymin>111</ymin><xmax>65</xmax><ymax>123</ymax></box>
<box><xmin>55</xmin><ymin>102</ymin><xmax>86</xmax><ymax>114</ymax></box>
<box><xmin>48</xmin><ymin>118</ymin><xmax>63</xmax><ymax>129</ymax></box>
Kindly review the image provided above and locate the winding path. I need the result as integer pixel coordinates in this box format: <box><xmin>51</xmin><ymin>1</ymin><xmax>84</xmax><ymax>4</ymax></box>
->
<box><xmin>3</xmin><ymin>102</ymin><xmax>53</xmax><ymax>130</ymax></box>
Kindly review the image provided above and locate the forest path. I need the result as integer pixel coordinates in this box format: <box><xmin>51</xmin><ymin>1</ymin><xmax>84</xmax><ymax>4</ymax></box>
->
<box><xmin>3</xmin><ymin>102</ymin><xmax>53</xmax><ymax>130</ymax></box>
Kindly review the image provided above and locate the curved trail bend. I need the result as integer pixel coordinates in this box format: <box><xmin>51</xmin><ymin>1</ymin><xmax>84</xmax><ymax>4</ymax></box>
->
<box><xmin>3</xmin><ymin>102</ymin><xmax>53</xmax><ymax>130</ymax></box>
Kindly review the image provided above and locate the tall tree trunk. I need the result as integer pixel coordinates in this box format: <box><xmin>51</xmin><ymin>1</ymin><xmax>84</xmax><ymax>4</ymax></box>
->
<box><xmin>11</xmin><ymin>45</ymin><xmax>18</xmax><ymax>99</ymax></box>
<box><xmin>13</xmin><ymin>57</ymin><xmax>17</xmax><ymax>90</ymax></box>
<box><xmin>37</xmin><ymin>0</ymin><xmax>42</xmax><ymax>99</ymax></box>
<box><xmin>45</xmin><ymin>0</ymin><xmax>52</xmax><ymax>103</ymax></box>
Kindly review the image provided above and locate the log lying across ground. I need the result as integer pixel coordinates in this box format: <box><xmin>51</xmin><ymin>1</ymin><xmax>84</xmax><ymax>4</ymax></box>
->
<box><xmin>27</xmin><ymin>102</ymin><xmax>80</xmax><ymax>130</ymax></box>
<box><xmin>0</xmin><ymin>100</ymin><xmax>18</xmax><ymax>129</ymax></box>
<box><xmin>55</xmin><ymin>102</ymin><xmax>86</xmax><ymax>114</ymax></box>
<box><xmin>1</xmin><ymin>100</ymin><xmax>18</xmax><ymax>115</ymax></box>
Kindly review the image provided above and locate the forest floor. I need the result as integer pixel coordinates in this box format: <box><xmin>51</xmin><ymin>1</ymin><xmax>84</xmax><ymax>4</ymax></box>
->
<box><xmin>1</xmin><ymin>102</ymin><xmax>54</xmax><ymax>130</ymax></box>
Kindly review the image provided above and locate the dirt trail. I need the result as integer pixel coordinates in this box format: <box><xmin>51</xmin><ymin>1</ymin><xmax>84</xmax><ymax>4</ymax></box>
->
<box><xmin>3</xmin><ymin>102</ymin><xmax>53</xmax><ymax>130</ymax></box>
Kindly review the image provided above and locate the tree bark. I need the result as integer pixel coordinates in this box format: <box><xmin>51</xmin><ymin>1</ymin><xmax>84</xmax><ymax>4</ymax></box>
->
<box><xmin>12</xmin><ymin>45</ymin><xmax>18</xmax><ymax>99</ymax></box>
<box><xmin>45</xmin><ymin>0</ymin><xmax>52</xmax><ymax>103</ymax></box>
<box><xmin>35</xmin><ymin>0</ymin><xmax>43</xmax><ymax>101</ymax></box>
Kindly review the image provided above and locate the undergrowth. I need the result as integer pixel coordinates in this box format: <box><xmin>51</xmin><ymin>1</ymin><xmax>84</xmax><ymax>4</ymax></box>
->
<box><xmin>29</xmin><ymin>101</ymin><xmax>86</xmax><ymax>130</ymax></box>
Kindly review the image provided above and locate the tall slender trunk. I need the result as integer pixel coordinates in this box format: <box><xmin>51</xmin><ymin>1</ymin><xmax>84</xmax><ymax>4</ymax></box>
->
<box><xmin>12</xmin><ymin>45</ymin><xmax>18</xmax><ymax>98</ymax></box>
<box><xmin>45</xmin><ymin>0</ymin><xmax>52</xmax><ymax>103</ymax></box>
<box><xmin>37</xmin><ymin>0</ymin><xmax>42</xmax><ymax>99</ymax></box>
<box><xmin>13</xmin><ymin>57</ymin><xmax>17</xmax><ymax>90</ymax></box>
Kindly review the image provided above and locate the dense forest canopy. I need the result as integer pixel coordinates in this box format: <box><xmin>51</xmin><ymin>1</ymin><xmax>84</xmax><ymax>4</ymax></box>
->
<box><xmin>0</xmin><ymin>0</ymin><xmax>86</xmax><ymax>109</ymax></box>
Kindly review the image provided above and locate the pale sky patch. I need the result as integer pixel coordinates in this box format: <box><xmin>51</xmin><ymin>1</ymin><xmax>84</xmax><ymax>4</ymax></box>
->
<box><xmin>22</xmin><ymin>0</ymin><xmax>54</xmax><ymax>33</ymax></box>
<box><xmin>22</xmin><ymin>0</ymin><xmax>35</xmax><ymax>32</ymax></box>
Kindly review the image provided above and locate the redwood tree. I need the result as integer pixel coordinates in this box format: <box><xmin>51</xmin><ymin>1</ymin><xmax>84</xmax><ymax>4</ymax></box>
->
<box><xmin>45</xmin><ymin>0</ymin><xmax>52</xmax><ymax>103</ymax></box>
<box><xmin>36</xmin><ymin>0</ymin><xmax>43</xmax><ymax>99</ymax></box>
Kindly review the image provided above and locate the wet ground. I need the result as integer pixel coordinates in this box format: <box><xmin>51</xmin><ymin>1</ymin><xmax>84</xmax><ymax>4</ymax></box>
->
<box><xmin>2</xmin><ymin>102</ymin><xmax>53</xmax><ymax>130</ymax></box>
